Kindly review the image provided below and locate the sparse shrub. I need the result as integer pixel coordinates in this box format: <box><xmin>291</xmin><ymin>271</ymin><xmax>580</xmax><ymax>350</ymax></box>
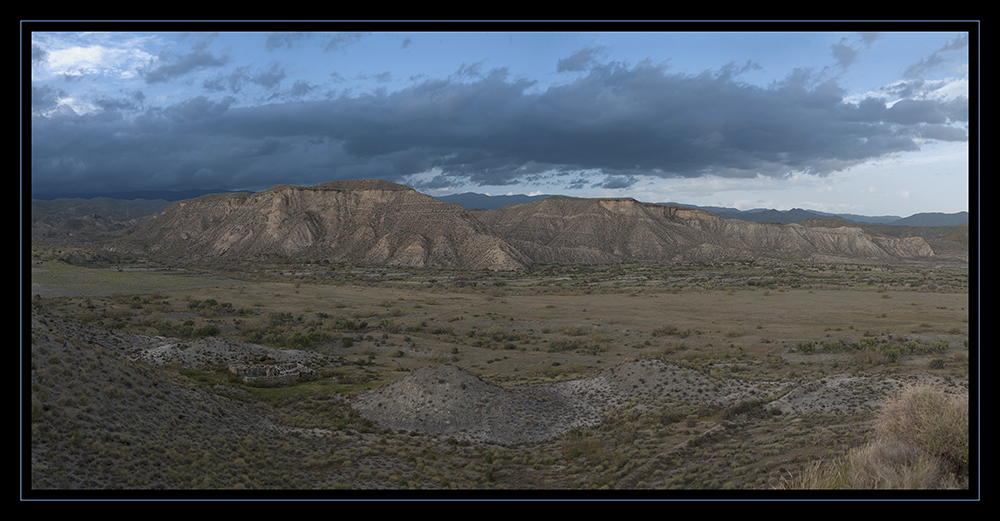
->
<box><xmin>193</xmin><ymin>324</ymin><xmax>220</xmax><ymax>338</ymax></box>
<box><xmin>929</xmin><ymin>340</ymin><xmax>949</xmax><ymax>352</ymax></box>
<box><xmin>657</xmin><ymin>324</ymin><xmax>679</xmax><ymax>336</ymax></box>
<box><xmin>263</xmin><ymin>331</ymin><xmax>284</xmax><ymax>346</ymax></box>
<box><xmin>559</xmin><ymin>325</ymin><xmax>587</xmax><ymax>337</ymax></box>
<box><xmin>794</xmin><ymin>340</ymin><xmax>815</xmax><ymax>353</ymax></box>
<box><xmin>852</xmin><ymin>349</ymin><xmax>892</xmax><ymax>366</ymax></box>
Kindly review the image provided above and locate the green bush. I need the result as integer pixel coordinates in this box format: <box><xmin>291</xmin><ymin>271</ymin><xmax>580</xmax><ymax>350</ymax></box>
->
<box><xmin>794</xmin><ymin>340</ymin><xmax>815</xmax><ymax>353</ymax></box>
<box><xmin>193</xmin><ymin>324</ymin><xmax>220</xmax><ymax>338</ymax></box>
<box><xmin>819</xmin><ymin>339</ymin><xmax>847</xmax><ymax>352</ymax></box>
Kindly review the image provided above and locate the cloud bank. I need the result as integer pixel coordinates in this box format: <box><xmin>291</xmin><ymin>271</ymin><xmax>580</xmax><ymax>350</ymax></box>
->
<box><xmin>29</xmin><ymin>32</ymin><xmax>971</xmax><ymax>200</ymax></box>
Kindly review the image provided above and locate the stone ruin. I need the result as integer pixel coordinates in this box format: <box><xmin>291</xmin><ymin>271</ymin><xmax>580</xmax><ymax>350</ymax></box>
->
<box><xmin>228</xmin><ymin>362</ymin><xmax>315</xmax><ymax>385</ymax></box>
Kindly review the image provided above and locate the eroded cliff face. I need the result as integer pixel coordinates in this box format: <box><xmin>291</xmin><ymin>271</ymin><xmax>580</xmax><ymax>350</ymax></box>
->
<box><xmin>133</xmin><ymin>181</ymin><xmax>530</xmax><ymax>270</ymax></box>
<box><xmin>131</xmin><ymin>182</ymin><xmax>937</xmax><ymax>269</ymax></box>
<box><xmin>476</xmin><ymin>196</ymin><xmax>935</xmax><ymax>264</ymax></box>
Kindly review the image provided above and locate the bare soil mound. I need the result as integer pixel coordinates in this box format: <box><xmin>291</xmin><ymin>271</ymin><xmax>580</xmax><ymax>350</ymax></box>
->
<box><xmin>352</xmin><ymin>360</ymin><xmax>794</xmax><ymax>445</ymax></box>
<box><xmin>352</xmin><ymin>364</ymin><xmax>589</xmax><ymax>445</ymax></box>
<box><xmin>352</xmin><ymin>359</ymin><xmax>970</xmax><ymax>446</ymax></box>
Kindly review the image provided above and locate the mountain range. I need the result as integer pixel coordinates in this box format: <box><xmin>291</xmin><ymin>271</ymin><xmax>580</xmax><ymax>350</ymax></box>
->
<box><xmin>32</xmin><ymin>188</ymin><xmax>968</xmax><ymax>227</ymax></box>
<box><xmin>438</xmin><ymin>192</ymin><xmax>968</xmax><ymax>226</ymax></box>
<box><xmin>71</xmin><ymin>179</ymin><xmax>964</xmax><ymax>270</ymax></box>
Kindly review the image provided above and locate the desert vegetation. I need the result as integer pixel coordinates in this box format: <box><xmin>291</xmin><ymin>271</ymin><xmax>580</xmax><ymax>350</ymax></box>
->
<box><xmin>773</xmin><ymin>385</ymin><xmax>969</xmax><ymax>489</ymax></box>
<box><xmin>27</xmin><ymin>243</ymin><xmax>974</xmax><ymax>496</ymax></box>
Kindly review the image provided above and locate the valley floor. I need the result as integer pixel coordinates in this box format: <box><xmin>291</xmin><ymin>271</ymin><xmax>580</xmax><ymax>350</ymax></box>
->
<box><xmin>25</xmin><ymin>252</ymin><xmax>975</xmax><ymax>497</ymax></box>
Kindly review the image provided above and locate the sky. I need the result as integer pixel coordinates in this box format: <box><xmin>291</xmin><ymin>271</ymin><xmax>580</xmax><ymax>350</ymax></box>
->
<box><xmin>26</xmin><ymin>23</ymin><xmax>974</xmax><ymax>217</ymax></box>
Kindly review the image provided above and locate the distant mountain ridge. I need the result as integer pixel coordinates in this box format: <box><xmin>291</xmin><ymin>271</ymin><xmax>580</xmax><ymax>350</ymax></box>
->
<box><xmin>432</xmin><ymin>193</ymin><xmax>967</xmax><ymax>226</ymax></box>
<box><xmin>654</xmin><ymin>203</ymin><xmax>965</xmax><ymax>227</ymax></box>
<box><xmin>31</xmin><ymin>188</ymin><xmax>253</xmax><ymax>202</ymax></box>
<box><xmin>32</xmin><ymin>188</ymin><xmax>967</xmax><ymax>226</ymax></box>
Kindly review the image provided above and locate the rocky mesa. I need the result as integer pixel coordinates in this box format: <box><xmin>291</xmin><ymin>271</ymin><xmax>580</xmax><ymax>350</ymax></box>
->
<box><xmin>124</xmin><ymin>180</ymin><xmax>937</xmax><ymax>270</ymax></box>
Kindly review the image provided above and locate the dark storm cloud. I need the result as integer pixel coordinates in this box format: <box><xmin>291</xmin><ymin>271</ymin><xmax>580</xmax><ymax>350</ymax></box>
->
<box><xmin>162</xmin><ymin>95</ymin><xmax>235</xmax><ymax>123</ymax></box>
<box><xmin>829</xmin><ymin>38</ymin><xmax>860</xmax><ymax>69</ymax></box>
<box><xmin>936</xmin><ymin>95</ymin><xmax>969</xmax><ymax>123</ymax></box>
<box><xmin>31</xmin><ymin>44</ymin><xmax>48</xmax><ymax>64</ymax></box>
<box><xmin>937</xmin><ymin>34</ymin><xmax>969</xmax><ymax>53</ymax></box>
<box><xmin>94</xmin><ymin>95</ymin><xmax>140</xmax><ymax>113</ymax></box>
<box><xmin>358</xmin><ymin>71</ymin><xmax>393</xmax><ymax>83</ymax></box>
<box><xmin>31</xmin><ymin>83</ymin><xmax>66</xmax><ymax>114</ymax></box>
<box><xmin>203</xmin><ymin>65</ymin><xmax>249</xmax><ymax>93</ymax></box>
<box><xmin>252</xmin><ymin>63</ymin><xmax>287</xmax><ymax>89</ymax></box>
<box><xmin>454</xmin><ymin>60</ymin><xmax>488</xmax><ymax>79</ymax></box>
<box><xmin>31</xmin><ymin>55</ymin><xmax>968</xmax><ymax>197</ymax></box>
<box><xmin>557</xmin><ymin>46</ymin><xmax>604</xmax><ymax>72</ymax></box>
<box><xmin>288</xmin><ymin>79</ymin><xmax>314</xmax><ymax>97</ymax></box>
<box><xmin>140</xmin><ymin>48</ymin><xmax>229</xmax><ymax>84</ymax></box>
<box><xmin>918</xmin><ymin>123</ymin><xmax>968</xmax><ymax>142</ymax></box>
<box><xmin>884</xmin><ymin>99</ymin><xmax>947</xmax><ymax>125</ymax></box>
<box><xmin>903</xmin><ymin>54</ymin><xmax>947</xmax><ymax>79</ymax></box>
<box><xmin>830</xmin><ymin>33</ymin><xmax>881</xmax><ymax>69</ymax></box>
<box><xmin>903</xmin><ymin>33</ymin><xmax>967</xmax><ymax>79</ymax></box>
<box><xmin>593</xmin><ymin>175</ymin><xmax>639</xmax><ymax>189</ymax></box>
<box><xmin>204</xmin><ymin>63</ymin><xmax>286</xmax><ymax>93</ymax></box>
<box><xmin>264</xmin><ymin>32</ymin><xmax>309</xmax><ymax>51</ymax></box>
<box><xmin>858</xmin><ymin>32</ymin><xmax>883</xmax><ymax>47</ymax></box>
<box><xmin>324</xmin><ymin>33</ymin><xmax>365</xmax><ymax>52</ymax></box>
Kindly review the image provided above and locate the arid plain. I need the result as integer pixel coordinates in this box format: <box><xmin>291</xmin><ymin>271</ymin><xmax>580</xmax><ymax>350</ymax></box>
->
<box><xmin>28</xmin><ymin>242</ymin><xmax>972</xmax><ymax>494</ymax></box>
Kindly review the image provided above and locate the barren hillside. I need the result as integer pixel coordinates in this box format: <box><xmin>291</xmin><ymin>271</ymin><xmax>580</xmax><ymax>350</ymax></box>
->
<box><xmin>116</xmin><ymin>180</ymin><xmax>940</xmax><ymax>269</ymax></box>
<box><xmin>126</xmin><ymin>180</ymin><xmax>530</xmax><ymax>270</ymax></box>
<box><xmin>476</xmin><ymin>196</ymin><xmax>936</xmax><ymax>264</ymax></box>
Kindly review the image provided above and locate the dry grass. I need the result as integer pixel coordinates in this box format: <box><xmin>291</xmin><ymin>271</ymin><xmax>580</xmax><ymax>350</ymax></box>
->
<box><xmin>28</xmin><ymin>253</ymin><xmax>973</xmax><ymax>493</ymax></box>
<box><xmin>774</xmin><ymin>385</ymin><xmax>970</xmax><ymax>490</ymax></box>
<box><xmin>873</xmin><ymin>385</ymin><xmax>969</xmax><ymax>477</ymax></box>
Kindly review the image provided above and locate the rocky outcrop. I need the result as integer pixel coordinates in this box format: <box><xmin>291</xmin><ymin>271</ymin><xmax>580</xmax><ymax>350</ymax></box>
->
<box><xmin>127</xmin><ymin>180</ymin><xmax>938</xmax><ymax>269</ymax></box>
<box><xmin>229</xmin><ymin>362</ymin><xmax>315</xmax><ymax>385</ymax></box>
